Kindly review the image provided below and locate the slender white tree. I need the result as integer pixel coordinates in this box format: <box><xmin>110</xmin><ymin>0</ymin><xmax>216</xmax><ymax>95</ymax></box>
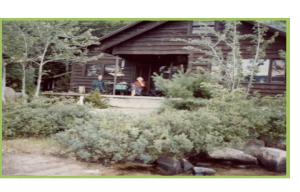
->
<box><xmin>24</xmin><ymin>21</ymin><xmax>103</xmax><ymax>97</ymax></box>
<box><xmin>172</xmin><ymin>21</ymin><xmax>278</xmax><ymax>98</ymax></box>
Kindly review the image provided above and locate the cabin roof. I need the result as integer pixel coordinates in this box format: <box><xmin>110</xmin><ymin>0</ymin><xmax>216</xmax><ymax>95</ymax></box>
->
<box><xmin>97</xmin><ymin>21</ymin><xmax>143</xmax><ymax>42</ymax></box>
<box><xmin>96</xmin><ymin>20</ymin><xmax>286</xmax><ymax>52</ymax></box>
<box><xmin>97</xmin><ymin>21</ymin><xmax>168</xmax><ymax>51</ymax></box>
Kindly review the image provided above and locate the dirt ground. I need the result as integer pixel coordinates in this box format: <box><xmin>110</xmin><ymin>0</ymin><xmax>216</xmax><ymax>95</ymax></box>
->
<box><xmin>2</xmin><ymin>152</ymin><xmax>161</xmax><ymax>176</ymax></box>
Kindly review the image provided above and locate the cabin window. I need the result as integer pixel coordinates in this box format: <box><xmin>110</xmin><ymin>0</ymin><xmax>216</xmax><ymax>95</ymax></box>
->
<box><xmin>210</xmin><ymin>59</ymin><xmax>285</xmax><ymax>84</ymax></box>
<box><xmin>241</xmin><ymin>59</ymin><xmax>270</xmax><ymax>83</ymax></box>
<box><xmin>86</xmin><ymin>64</ymin><xmax>102</xmax><ymax>77</ymax></box>
<box><xmin>271</xmin><ymin>59</ymin><xmax>286</xmax><ymax>82</ymax></box>
<box><xmin>191</xmin><ymin>21</ymin><xmax>216</xmax><ymax>34</ymax></box>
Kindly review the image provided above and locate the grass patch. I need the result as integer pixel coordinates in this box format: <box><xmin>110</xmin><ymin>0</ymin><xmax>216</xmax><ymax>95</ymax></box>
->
<box><xmin>2</xmin><ymin>138</ymin><xmax>64</xmax><ymax>155</ymax></box>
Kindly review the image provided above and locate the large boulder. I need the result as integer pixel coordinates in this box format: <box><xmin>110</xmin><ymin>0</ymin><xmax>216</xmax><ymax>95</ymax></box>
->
<box><xmin>207</xmin><ymin>147</ymin><xmax>258</xmax><ymax>165</ymax></box>
<box><xmin>243</xmin><ymin>139</ymin><xmax>265</xmax><ymax>157</ymax></box>
<box><xmin>4</xmin><ymin>87</ymin><xmax>16</xmax><ymax>101</ymax></box>
<box><xmin>156</xmin><ymin>157</ymin><xmax>182</xmax><ymax>175</ymax></box>
<box><xmin>257</xmin><ymin>147</ymin><xmax>286</xmax><ymax>172</ymax></box>
<box><xmin>193</xmin><ymin>167</ymin><xmax>216</xmax><ymax>176</ymax></box>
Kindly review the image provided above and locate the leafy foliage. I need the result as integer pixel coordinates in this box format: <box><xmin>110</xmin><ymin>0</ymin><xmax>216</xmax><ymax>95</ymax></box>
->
<box><xmin>77</xmin><ymin>21</ymin><xmax>135</xmax><ymax>37</ymax></box>
<box><xmin>6</xmin><ymin>64</ymin><xmax>36</xmax><ymax>97</ymax></box>
<box><xmin>52</xmin><ymin>86</ymin><xmax>285</xmax><ymax>165</ymax></box>
<box><xmin>172</xmin><ymin>21</ymin><xmax>278</xmax><ymax>98</ymax></box>
<box><xmin>2</xmin><ymin>97</ymin><xmax>91</xmax><ymax>139</ymax></box>
<box><xmin>84</xmin><ymin>88</ymin><xmax>108</xmax><ymax>108</ymax></box>
<box><xmin>155</xmin><ymin>75</ymin><xmax>286</xmax><ymax>141</ymax></box>
<box><xmin>152</xmin><ymin>67</ymin><xmax>219</xmax><ymax>110</ymax></box>
<box><xmin>259</xmin><ymin>20</ymin><xmax>286</xmax><ymax>32</ymax></box>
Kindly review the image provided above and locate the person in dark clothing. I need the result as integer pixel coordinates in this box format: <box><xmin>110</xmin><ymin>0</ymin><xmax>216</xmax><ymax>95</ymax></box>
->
<box><xmin>93</xmin><ymin>75</ymin><xmax>106</xmax><ymax>92</ymax></box>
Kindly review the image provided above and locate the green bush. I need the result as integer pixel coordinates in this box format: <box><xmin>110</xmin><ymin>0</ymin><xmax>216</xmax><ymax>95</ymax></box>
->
<box><xmin>2</xmin><ymin>97</ymin><xmax>92</xmax><ymax>139</ymax></box>
<box><xmin>84</xmin><ymin>88</ymin><xmax>108</xmax><ymax>108</ymax></box>
<box><xmin>152</xmin><ymin>67</ymin><xmax>222</xmax><ymax>110</ymax></box>
<box><xmin>53</xmin><ymin>112</ymin><xmax>143</xmax><ymax>164</ymax></box>
<box><xmin>52</xmin><ymin>81</ymin><xmax>286</xmax><ymax>165</ymax></box>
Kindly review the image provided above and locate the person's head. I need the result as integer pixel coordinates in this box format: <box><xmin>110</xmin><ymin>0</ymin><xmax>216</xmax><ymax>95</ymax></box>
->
<box><xmin>137</xmin><ymin>77</ymin><xmax>143</xmax><ymax>81</ymax></box>
<box><xmin>98</xmin><ymin>75</ymin><xmax>103</xmax><ymax>81</ymax></box>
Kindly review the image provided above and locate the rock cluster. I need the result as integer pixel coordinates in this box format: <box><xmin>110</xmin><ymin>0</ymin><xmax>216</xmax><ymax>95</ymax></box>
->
<box><xmin>156</xmin><ymin>157</ymin><xmax>193</xmax><ymax>175</ymax></box>
<box><xmin>156</xmin><ymin>156</ymin><xmax>217</xmax><ymax>176</ymax></box>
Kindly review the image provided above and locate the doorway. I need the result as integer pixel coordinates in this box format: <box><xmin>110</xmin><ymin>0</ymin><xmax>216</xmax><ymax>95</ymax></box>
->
<box><xmin>135</xmin><ymin>64</ymin><xmax>152</xmax><ymax>95</ymax></box>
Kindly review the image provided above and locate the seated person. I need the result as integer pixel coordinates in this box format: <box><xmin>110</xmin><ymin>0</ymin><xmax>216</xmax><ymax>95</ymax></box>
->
<box><xmin>130</xmin><ymin>77</ymin><xmax>145</xmax><ymax>96</ymax></box>
<box><xmin>92</xmin><ymin>75</ymin><xmax>106</xmax><ymax>92</ymax></box>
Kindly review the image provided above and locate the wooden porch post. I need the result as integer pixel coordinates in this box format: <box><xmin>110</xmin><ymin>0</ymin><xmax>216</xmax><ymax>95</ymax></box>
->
<box><xmin>113</xmin><ymin>55</ymin><xmax>119</xmax><ymax>95</ymax></box>
<box><xmin>52</xmin><ymin>79</ymin><xmax>55</xmax><ymax>89</ymax></box>
<box><xmin>169</xmin><ymin>62</ymin><xmax>174</xmax><ymax>79</ymax></box>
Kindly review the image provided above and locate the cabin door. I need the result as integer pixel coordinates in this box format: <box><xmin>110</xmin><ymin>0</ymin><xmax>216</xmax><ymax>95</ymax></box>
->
<box><xmin>135</xmin><ymin>64</ymin><xmax>152</xmax><ymax>95</ymax></box>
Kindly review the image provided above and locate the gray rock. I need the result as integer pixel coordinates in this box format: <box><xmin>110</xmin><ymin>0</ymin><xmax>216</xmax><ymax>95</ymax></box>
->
<box><xmin>180</xmin><ymin>159</ymin><xmax>194</xmax><ymax>172</ymax></box>
<box><xmin>193</xmin><ymin>167</ymin><xmax>216</xmax><ymax>176</ymax></box>
<box><xmin>208</xmin><ymin>147</ymin><xmax>258</xmax><ymax>165</ymax></box>
<box><xmin>156</xmin><ymin>157</ymin><xmax>182</xmax><ymax>175</ymax></box>
<box><xmin>4</xmin><ymin>87</ymin><xmax>16</xmax><ymax>101</ymax></box>
<box><xmin>243</xmin><ymin>139</ymin><xmax>265</xmax><ymax>157</ymax></box>
<box><xmin>257</xmin><ymin>147</ymin><xmax>286</xmax><ymax>172</ymax></box>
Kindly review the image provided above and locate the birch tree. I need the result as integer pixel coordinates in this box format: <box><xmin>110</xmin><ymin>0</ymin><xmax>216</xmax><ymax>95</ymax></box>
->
<box><xmin>244</xmin><ymin>22</ymin><xmax>278</xmax><ymax>98</ymax></box>
<box><xmin>21</xmin><ymin>21</ymin><xmax>102</xmax><ymax>97</ymax></box>
<box><xmin>172</xmin><ymin>21</ymin><xmax>278</xmax><ymax>98</ymax></box>
<box><xmin>2</xmin><ymin>21</ymin><xmax>30</xmax><ymax>103</ymax></box>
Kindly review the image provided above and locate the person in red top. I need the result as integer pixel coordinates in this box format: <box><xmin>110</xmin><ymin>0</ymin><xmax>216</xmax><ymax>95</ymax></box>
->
<box><xmin>131</xmin><ymin>77</ymin><xmax>145</xmax><ymax>96</ymax></box>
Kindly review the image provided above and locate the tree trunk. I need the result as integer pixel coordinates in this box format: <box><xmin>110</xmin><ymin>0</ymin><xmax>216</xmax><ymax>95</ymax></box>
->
<box><xmin>34</xmin><ymin>41</ymin><xmax>49</xmax><ymax>97</ymax></box>
<box><xmin>34</xmin><ymin>64</ymin><xmax>43</xmax><ymax>97</ymax></box>
<box><xmin>245</xmin><ymin>24</ymin><xmax>261</xmax><ymax>99</ymax></box>
<box><xmin>231</xmin><ymin>22</ymin><xmax>237</xmax><ymax>92</ymax></box>
<box><xmin>21</xmin><ymin>63</ymin><xmax>26</xmax><ymax>97</ymax></box>
<box><xmin>2</xmin><ymin>58</ymin><xmax>6</xmax><ymax>105</ymax></box>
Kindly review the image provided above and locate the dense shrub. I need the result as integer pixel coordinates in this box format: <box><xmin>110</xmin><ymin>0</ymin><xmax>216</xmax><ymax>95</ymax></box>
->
<box><xmin>84</xmin><ymin>88</ymin><xmax>108</xmax><ymax>108</ymax></box>
<box><xmin>2</xmin><ymin>97</ymin><xmax>92</xmax><ymax>139</ymax></box>
<box><xmin>51</xmin><ymin>78</ymin><xmax>286</xmax><ymax>165</ymax></box>
<box><xmin>152</xmin><ymin>67</ymin><xmax>216</xmax><ymax>102</ymax></box>
<box><xmin>51</xmin><ymin>107</ymin><xmax>255</xmax><ymax>164</ymax></box>
<box><xmin>53</xmin><ymin>112</ymin><xmax>145</xmax><ymax>164</ymax></box>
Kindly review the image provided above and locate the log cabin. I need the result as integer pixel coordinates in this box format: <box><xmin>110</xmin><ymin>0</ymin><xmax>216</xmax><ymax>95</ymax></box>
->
<box><xmin>70</xmin><ymin>20</ymin><xmax>286</xmax><ymax>96</ymax></box>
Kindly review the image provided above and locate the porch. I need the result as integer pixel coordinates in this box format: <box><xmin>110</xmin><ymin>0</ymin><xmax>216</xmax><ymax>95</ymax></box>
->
<box><xmin>70</xmin><ymin>53</ymin><xmax>190</xmax><ymax>95</ymax></box>
<box><xmin>42</xmin><ymin>92</ymin><xmax>168</xmax><ymax>109</ymax></box>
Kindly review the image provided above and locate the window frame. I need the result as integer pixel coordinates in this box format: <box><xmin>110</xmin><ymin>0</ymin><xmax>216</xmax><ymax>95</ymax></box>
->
<box><xmin>269</xmin><ymin>58</ymin><xmax>286</xmax><ymax>84</ymax></box>
<box><xmin>209</xmin><ymin>58</ymin><xmax>286</xmax><ymax>84</ymax></box>
<box><xmin>188</xmin><ymin>21</ymin><xmax>218</xmax><ymax>36</ymax></box>
<box><xmin>84</xmin><ymin>63</ymin><xmax>104</xmax><ymax>77</ymax></box>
